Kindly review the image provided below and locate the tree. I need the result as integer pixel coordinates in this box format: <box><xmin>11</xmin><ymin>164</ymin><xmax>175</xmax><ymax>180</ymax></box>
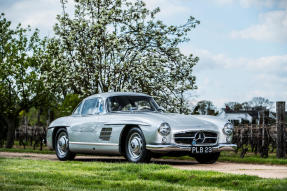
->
<box><xmin>0</xmin><ymin>13</ymin><xmax>48</xmax><ymax>148</ymax></box>
<box><xmin>43</xmin><ymin>0</ymin><xmax>199</xmax><ymax>114</ymax></box>
<box><xmin>192</xmin><ymin>100</ymin><xmax>216</xmax><ymax>115</ymax></box>
<box><xmin>224</xmin><ymin>102</ymin><xmax>242</xmax><ymax>111</ymax></box>
<box><xmin>249</xmin><ymin>97</ymin><xmax>274</xmax><ymax>110</ymax></box>
<box><xmin>241</xmin><ymin>102</ymin><xmax>251</xmax><ymax>111</ymax></box>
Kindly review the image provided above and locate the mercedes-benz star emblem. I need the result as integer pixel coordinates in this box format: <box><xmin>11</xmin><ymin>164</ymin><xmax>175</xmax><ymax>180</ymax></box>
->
<box><xmin>194</xmin><ymin>132</ymin><xmax>205</xmax><ymax>144</ymax></box>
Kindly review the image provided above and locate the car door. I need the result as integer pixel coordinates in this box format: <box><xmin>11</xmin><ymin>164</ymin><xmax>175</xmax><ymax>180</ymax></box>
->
<box><xmin>69</xmin><ymin>98</ymin><xmax>102</xmax><ymax>151</ymax></box>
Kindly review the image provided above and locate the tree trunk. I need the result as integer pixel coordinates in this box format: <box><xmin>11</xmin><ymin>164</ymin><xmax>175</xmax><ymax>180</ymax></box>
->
<box><xmin>5</xmin><ymin>116</ymin><xmax>17</xmax><ymax>148</ymax></box>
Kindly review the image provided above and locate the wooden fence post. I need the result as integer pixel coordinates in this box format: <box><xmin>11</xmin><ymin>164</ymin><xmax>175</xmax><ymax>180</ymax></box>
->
<box><xmin>276</xmin><ymin>101</ymin><xmax>286</xmax><ymax>158</ymax></box>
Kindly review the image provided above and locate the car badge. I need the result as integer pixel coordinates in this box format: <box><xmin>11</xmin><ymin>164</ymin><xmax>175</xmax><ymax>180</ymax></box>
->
<box><xmin>192</xmin><ymin>139</ymin><xmax>196</xmax><ymax>145</ymax></box>
<box><xmin>194</xmin><ymin>131</ymin><xmax>205</xmax><ymax>144</ymax></box>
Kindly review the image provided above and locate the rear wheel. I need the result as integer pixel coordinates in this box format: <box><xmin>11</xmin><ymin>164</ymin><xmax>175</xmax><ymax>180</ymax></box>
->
<box><xmin>125</xmin><ymin>127</ymin><xmax>151</xmax><ymax>163</ymax></box>
<box><xmin>55</xmin><ymin>128</ymin><xmax>76</xmax><ymax>161</ymax></box>
<box><xmin>194</xmin><ymin>152</ymin><xmax>220</xmax><ymax>164</ymax></box>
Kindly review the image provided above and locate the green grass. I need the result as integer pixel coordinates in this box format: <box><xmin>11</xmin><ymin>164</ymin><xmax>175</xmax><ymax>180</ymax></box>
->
<box><xmin>1</xmin><ymin>147</ymin><xmax>287</xmax><ymax>165</ymax></box>
<box><xmin>0</xmin><ymin>158</ymin><xmax>287</xmax><ymax>191</ymax></box>
<box><xmin>163</xmin><ymin>151</ymin><xmax>287</xmax><ymax>166</ymax></box>
<box><xmin>0</xmin><ymin>147</ymin><xmax>54</xmax><ymax>154</ymax></box>
<box><xmin>219</xmin><ymin>151</ymin><xmax>287</xmax><ymax>165</ymax></box>
<box><xmin>0</xmin><ymin>141</ymin><xmax>54</xmax><ymax>154</ymax></box>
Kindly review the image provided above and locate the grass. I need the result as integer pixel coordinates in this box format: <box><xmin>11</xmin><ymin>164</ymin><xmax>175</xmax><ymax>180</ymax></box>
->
<box><xmin>0</xmin><ymin>147</ymin><xmax>54</xmax><ymax>154</ymax></box>
<box><xmin>0</xmin><ymin>141</ymin><xmax>54</xmax><ymax>154</ymax></box>
<box><xmin>1</xmin><ymin>146</ymin><xmax>287</xmax><ymax>165</ymax></box>
<box><xmin>219</xmin><ymin>151</ymin><xmax>287</xmax><ymax>165</ymax></box>
<box><xmin>163</xmin><ymin>151</ymin><xmax>287</xmax><ymax>166</ymax></box>
<box><xmin>0</xmin><ymin>158</ymin><xmax>287</xmax><ymax>191</ymax></box>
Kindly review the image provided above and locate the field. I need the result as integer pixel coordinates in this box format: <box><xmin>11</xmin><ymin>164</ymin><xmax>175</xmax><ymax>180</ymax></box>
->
<box><xmin>2</xmin><ymin>146</ymin><xmax>287</xmax><ymax>166</ymax></box>
<box><xmin>0</xmin><ymin>157</ymin><xmax>287</xmax><ymax>191</ymax></box>
<box><xmin>164</xmin><ymin>151</ymin><xmax>287</xmax><ymax>165</ymax></box>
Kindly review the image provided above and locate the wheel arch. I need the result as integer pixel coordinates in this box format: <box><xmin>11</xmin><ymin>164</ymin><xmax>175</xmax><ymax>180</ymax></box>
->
<box><xmin>52</xmin><ymin>126</ymin><xmax>68</xmax><ymax>149</ymax></box>
<box><xmin>119</xmin><ymin>124</ymin><xmax>142</xmax><ymax>155</ymax></box>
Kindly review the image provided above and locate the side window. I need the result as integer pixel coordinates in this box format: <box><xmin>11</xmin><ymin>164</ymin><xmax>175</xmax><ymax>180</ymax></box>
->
<box><xmin>73</xmin><ymin>101</ymin><xmax>83</xmax><ymax>115</ymax></box>
<box><xmin>81</xmin><ymin>98</ymin><xmax>104</xmax><ymax>115</ymax></box>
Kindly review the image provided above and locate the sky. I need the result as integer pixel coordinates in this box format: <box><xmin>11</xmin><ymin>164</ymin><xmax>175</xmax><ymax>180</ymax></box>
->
<box><xmin>0</xmin><ymin>0</ymin><xmax>286</xmax><ymax>109</ymax></box>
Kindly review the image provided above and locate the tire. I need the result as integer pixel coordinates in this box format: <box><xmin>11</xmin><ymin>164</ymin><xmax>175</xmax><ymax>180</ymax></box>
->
<box><xmin>194</xmin><ymin>152</ymin><xmax>220</xmax><ymax>164</ymax></box>
<box><xmin>125</xmin><ymin>127</ymin><xmax>151</xmax><ymax>163</ymax></box>
<box><xmin>55</xmin><ymin>128</ymin><xmax>76</xmax><ymax>161</ymax></box>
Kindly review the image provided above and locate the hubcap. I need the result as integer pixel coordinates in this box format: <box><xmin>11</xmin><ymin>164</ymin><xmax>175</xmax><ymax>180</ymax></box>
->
<box><xmin>128</xmin><ymin>132</ymin><xmax>143</xmax><ymax>160</ymax></box>
<box><xmin>57</xmin><ymin>132</ymin><xmax>68</xmax><ymax>158</ymax></box>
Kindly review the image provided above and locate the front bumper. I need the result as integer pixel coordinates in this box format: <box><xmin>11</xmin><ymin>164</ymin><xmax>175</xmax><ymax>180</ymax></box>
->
<box><xmin>146</xmin><ymin>143</ymin><xmax>237</xmax><ymax>153</ymax></box>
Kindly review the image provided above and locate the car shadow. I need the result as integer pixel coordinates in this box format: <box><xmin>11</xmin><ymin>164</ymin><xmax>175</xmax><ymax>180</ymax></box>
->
<box><xmin>74</xmin><ymin>156</ymin><xmax>198</xmax><ymax>165</ymax></box>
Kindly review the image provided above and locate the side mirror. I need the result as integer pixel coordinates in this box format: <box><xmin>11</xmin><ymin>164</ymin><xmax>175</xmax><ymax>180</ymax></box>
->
<box><xmin>158</xmin><ymin>106</ymin><xmax>165</xmax><ymax>112</ymax></box>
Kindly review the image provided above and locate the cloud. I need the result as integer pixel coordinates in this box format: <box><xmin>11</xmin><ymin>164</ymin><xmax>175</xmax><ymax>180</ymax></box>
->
<box><xmin>213</xmin><ymin>0</ymin><xmax>287</xmax><ymax>43</ymax></box>
<box><xmin>1</xmin><ymin>0</ymin><xmax>189</xmax><ymax>36</ymax></box>
<box><xmin>143</xmin><ymin>0</ymin><xmax>189</xmax><ymax>19</ymax></box>
<box><xmin>212</xmin><ymin>0</ymin><xmax>234</xmax><ymax>5</ymax></box>
<box><xmin>239</xmin><ymin>0</ymin><xmax>287</xmax><ymax>9</ymax></box>
<box><xmin>214</xmin><ymin>0</ymin><xmax>287</xmax><ymax>9</ymax></box>
<box><xmin>193</xmin><ymin>48</ymin><xmax>287</xmax><ymax>76</ymax></box>
<box><xmin>231</xmin><ymin>10</ymin><xmax>287</xmax><ymax>42</ymax></box>
<box><xmin>1</xmin><ymin>0</ymin><xmax>62</xmax><ymax>35</ymax></box>
<box><xmin>239</xmin><ymin>0</ymin><xmax>274</xmax><ymax>8</ymax></box>
<box><xmin>186</xmin><ymin>47</ymin><xmax>287</xmax><ymax>106</ymax></box>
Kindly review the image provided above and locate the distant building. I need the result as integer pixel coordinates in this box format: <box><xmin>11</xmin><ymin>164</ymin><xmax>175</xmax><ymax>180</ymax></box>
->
<box><xmin>218</xmin><ymin>106</ymin><xmax>276</xmax><ymax>125</ymax></box>
<box><xmin>217</xmin><ymin>111</ymin><xmax>252</xmax><ymax>124</ymax></box>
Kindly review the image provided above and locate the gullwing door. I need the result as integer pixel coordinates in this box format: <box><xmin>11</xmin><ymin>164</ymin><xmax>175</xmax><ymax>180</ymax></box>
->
<box><xmin>69</xmin><ymin>97</ymin><xmax>103</xmax><ymax>149</ymax></box>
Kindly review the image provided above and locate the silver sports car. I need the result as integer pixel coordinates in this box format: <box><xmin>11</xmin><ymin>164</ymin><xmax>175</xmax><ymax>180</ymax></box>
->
<box><xmin>47</xmin><ymin>92</ymin><xmax>236</xmax><ymax>163</ymax></box>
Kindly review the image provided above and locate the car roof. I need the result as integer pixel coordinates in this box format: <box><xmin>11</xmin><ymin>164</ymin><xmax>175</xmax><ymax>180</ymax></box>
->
<box><xmin>85</xmin><ymin>92</ymin><xmax>151</xmax><ymax>100</ymax></box>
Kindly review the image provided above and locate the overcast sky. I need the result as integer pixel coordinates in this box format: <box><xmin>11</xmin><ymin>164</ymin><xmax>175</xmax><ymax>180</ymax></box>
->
<box><xmin>1</xmin><ymin>0</ymin><xmax>286</xmax><ymax>109</ymax></box>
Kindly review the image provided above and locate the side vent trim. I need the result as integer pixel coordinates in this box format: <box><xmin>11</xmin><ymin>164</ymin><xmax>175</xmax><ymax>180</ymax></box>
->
<box><xmin>99</xmin><ymin>128</ymin><xmax>112</xmax><ymax>141</ymax></box>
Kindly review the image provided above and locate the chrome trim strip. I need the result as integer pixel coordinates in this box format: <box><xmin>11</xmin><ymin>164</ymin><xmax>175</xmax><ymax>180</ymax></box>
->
<box><xmin>175</xmin><ymin>137</ymin><xmax>217</xmax><ymax>139</ymax></box>
<box><xmin>69</xmin><ymin>142</ymin><xmax>118</xmax><ymax>146</ymax></box>
<box><xmin>146</xmin><ymin>143</ymin><xmax>237</xmax><ymax>152</ymax></box>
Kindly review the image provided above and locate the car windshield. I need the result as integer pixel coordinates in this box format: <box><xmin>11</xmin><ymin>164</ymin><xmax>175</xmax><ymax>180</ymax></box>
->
<box><xmin>107</xmin><ymin>96</ymin><xmax>159</xmax><ymax>112</ymax></box>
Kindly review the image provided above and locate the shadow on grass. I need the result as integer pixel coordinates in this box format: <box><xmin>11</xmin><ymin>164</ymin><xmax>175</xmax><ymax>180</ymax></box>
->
<box><xmin>74</xmin><ymin>157</ymin><xmax>198</xmax><ymax>165</ymax></box>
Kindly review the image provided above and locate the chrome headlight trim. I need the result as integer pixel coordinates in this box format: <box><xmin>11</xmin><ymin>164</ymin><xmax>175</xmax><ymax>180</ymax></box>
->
<box><xmin>223</xmin><ymin>123</ymin><xmax>234</xmax><ymax>136</ymax></box>
<box><xmin>158</xmin><ymin>122</ymin><xmax>171</xmax><ymax>136</ymax></box>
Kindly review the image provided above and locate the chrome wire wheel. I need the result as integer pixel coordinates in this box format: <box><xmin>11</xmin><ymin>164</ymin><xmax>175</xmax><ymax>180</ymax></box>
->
<box><xmin>128</xmin><ymin>132</ymin><xmax>143</xmax><ymax>160</ymax></box>
<box><xmin>56</xmin><ymin>132</ymin><xmax>69</xmax><ymax>158</ymax></box>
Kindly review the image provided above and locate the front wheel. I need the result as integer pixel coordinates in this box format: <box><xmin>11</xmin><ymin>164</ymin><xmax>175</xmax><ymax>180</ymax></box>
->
<box><xmin>125</xmin><ymin>127</ymin><xmax>151</xmax><ymax>163</ymax></box>
<box><xmin>55</xmin><ymin>128</ymin><xmax>76</xmax><ymax>161</ymax></box>
<box><xmin>194</xmin><ymin>152</ymin><xmax>220</xmax><ymax>164</ymax></box>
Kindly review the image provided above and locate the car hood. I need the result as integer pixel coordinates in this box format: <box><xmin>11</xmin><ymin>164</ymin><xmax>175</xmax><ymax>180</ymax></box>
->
<box><xmin>106</xmin><ymin>112</ymin><xmax>227</xmax><ymax>132</ymax></box>
<box><xmin>147</xmin><ymin>113</ymin><xmax>226</xmax><ymax>132</ymax></box>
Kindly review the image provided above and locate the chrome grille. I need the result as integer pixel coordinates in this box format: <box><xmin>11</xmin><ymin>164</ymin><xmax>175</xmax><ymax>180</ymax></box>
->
<box><xmin>174</xmin><ymin>131</ymin><xmax>217</xmax><ymax>145</ymax></box>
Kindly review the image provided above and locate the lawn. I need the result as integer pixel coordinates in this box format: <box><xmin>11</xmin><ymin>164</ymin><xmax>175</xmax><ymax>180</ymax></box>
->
<box><xmin>0</xmin><ymin>158</ymin><xmax>287</xmax><ymax>191</ymax></box>
<box><xmin>163</xmin><ymin>151</ymin><xmax>287</xmax><ymax>166</ymax></box>
<box><xmin>1</xmin><ymin>147</ymin><xmax>287</xmax><ymax>166</ymax></box>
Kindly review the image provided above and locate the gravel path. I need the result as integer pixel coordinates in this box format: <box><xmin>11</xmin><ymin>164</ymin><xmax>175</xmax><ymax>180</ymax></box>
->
<box><xmin>1</xmin><ymin>151</ymin><xmax>287</xmax><ymax>179</ymax></box>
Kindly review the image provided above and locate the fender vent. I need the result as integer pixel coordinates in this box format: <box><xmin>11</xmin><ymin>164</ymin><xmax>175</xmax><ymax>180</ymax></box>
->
<box><xmin>99</xmin><ymin>128</ymin><xmax>112</xmax><ymax>141</ymax></box>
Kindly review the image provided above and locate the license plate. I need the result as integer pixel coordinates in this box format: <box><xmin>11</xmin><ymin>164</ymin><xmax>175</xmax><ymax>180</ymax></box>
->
<box><xmin>191</xmin><ymin>146</ymin><xmax>212</xmax><ymax>154</ymax></box>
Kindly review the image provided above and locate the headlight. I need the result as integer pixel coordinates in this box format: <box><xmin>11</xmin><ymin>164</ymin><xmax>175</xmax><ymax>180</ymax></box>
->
<box><xmin>158</xmin><ymin>123</ymin><xmax>171</xmax><ymax>136</ymax></box>
<box><xmin>223</xmin><ymin>123</ymin><xmax>234</xmax><ymax>135</ymax></box>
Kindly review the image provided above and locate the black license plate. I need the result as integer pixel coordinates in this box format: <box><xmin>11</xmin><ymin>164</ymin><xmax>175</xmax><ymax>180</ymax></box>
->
<box><xmin>191</xmin><ymin>146</ymin><xmax>212</xmax><ymax>154</ymax></box>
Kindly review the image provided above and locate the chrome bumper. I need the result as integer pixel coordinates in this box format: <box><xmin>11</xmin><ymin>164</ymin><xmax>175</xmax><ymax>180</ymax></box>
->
<box><xmin>146</xmin><ymin>143</ymin><xmax>237</xmax><ymax>152</ymax></box>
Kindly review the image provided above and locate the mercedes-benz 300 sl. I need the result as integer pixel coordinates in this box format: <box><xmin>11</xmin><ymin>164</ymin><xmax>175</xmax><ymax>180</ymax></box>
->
<box><xmin>47</xmin><ymin>92</ymin><xmax>236</xmax><ymax>163</ymax></box>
